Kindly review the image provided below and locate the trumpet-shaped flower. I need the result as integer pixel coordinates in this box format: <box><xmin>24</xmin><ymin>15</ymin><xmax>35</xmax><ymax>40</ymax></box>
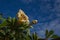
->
<box><xmin>16</xmin><ymin>9</ymin><xmax>30</xmax><ymax>25</ymax></box>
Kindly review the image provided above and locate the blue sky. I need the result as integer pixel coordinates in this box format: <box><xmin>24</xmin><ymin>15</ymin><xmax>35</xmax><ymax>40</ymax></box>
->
<box><xmin>0</xmin><ymin>0</ymin><xmax>60</xmax><ymax>38</ymax></box>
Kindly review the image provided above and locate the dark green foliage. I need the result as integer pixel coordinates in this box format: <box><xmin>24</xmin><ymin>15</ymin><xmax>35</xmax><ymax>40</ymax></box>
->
<box><xmin>45</xmin><ymin>30</ymin><xmax>54</xmax><ymax>38</ymax></box>
<box><xmin>0</xmin><ymin>14</ymin><xmax>60</xmax><ymax>40</ymax></box>
<box><xmin>32</xmin><ymin>32</ymin><xmax>38</xmax><ymax>40</ymax></box>
<box><xmin>45</xmin><ymin>29</ymin><xmax>60</xmax><ymax>40</ymax></box>
<box><xmin>51</xmin><ymin>35</ymin><xmax>59</xmax><ymax>38</ymax></box>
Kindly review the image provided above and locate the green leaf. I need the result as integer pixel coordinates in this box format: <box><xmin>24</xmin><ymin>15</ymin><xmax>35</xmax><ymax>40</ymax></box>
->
<box><xmin>6</xmin><ymin>17</ymin><xmax>12</xmax><ymax>23</ymax></box>
<box><xmin>19</xmin><ymin>27</ymin><xmax>25</xmax><ymax>30</ymax></box>
<box><xmin>0</xmin><ymin>30</ymin><xmax>5</xmax><ymax>37</ymax></box>
<box><xmin>0</xmin><ymin>19</ymin><xmax>7</xmax><ymax>28</ymax></box>
<box><xmin>32</xmin><ymin>32</ymin><xmax>38</xmax><ymax>40</ymax></box>
<box><xmin>48</xmin><ymin>30</ymin><xmax>54</xmax><ymax>38</ymax></box>
<box><xmin>25</xmin><ymin>35</ymin><xmax>31</xmax><ymax>40</ymax></box>
<box><xmin>45</xmin><ymin>29</ymin><xmax>49</xmax><ymax>38</ymax></box>
<box><xmin>51</xmin><ymin>35</ymin><xmax>59</xmax><ymax>38</ymax></box>
<box><xmin>12</xmin><ymin>17</ymin><xmax>16</xmax><ymax>26</ymax></box>
<box><xmin>0</xmin><ymin>13</ymin><xmax>3</xmax><ymax>20</ymax></box>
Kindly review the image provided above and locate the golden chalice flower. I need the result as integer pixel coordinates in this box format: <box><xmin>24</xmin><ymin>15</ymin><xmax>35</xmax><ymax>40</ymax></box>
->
<box><xmin>16</xmin><ymin>9</ymin><xmax>29</xmax><ymax>25</ymax></box>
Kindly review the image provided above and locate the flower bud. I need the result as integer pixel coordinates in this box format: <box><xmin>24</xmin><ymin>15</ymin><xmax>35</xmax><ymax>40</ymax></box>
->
<box><xmin>32</xmin><ymin>20</ymin><xmax>38</xmax><ymax>24</ymax></box>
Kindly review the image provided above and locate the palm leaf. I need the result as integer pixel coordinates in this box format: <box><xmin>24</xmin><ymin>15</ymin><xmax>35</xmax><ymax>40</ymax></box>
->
<box><xmin>32</xmin><ymin>32</ymin><xmax>38</xmax><ymax>40</ymax></box>
<box><xmin>51</xmin><ymin>35</ymin><xmax>59</xmax><ymax>39</ymax></box>
<box><xmin>48</xmin><ymin>30</ymin><xmax>54</xmax><ymax>38</ymax></box>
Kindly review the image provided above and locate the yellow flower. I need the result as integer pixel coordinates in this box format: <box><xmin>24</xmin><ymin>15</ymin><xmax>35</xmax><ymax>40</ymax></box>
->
<box><xmin>16</xmin><ymin>9</ymin><xmax>29</xmax><ymax>25</ymax></box>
